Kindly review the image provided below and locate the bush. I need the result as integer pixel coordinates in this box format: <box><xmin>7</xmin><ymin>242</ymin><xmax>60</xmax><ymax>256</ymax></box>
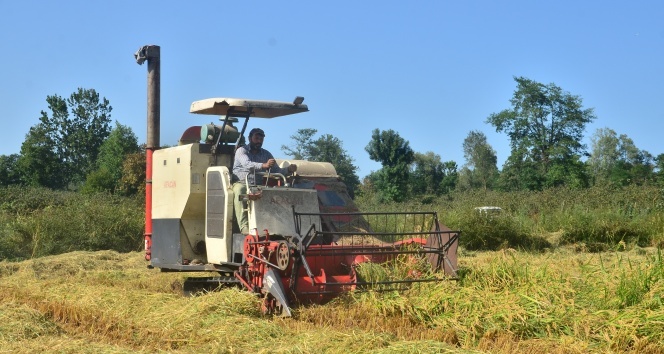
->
<box><xmin>448</xmin><ymin>209</ymin><xmax>550</xmax><ymax>251</ymax></box>
<box><xmin>0</xmin><ymin>214</ymin><xmax>31</xmax><ymax>261</ymax></box>
<box><xmin>356</xmin><ymin>185</ymin><xmax>664</xmax><ymax>251</ymax></box>
<box><xmin>81</xmin><ymin>167</ymin><xmax>116</xmax><ymax>194</ymax></box>
<box><xmin>0</xmin><ymin>185</ymin><xmax>70</xmax><ymax>214</ymax></box>
<box><xmin>559</xmin><ymin>210</ymin><xmax>654</xmax><ymax>248</ymax></box>
<box><xmin>0</xmin><ymin>186</ymin><xmax>143</xmax><ymax>260</ymax></box>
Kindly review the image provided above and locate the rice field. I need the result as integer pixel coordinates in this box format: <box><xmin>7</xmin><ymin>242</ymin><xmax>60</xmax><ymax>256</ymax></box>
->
<box><xmin>1</xmin><ymin>247</ymin><xmax>662</xmax><ymax>353</ymax></box>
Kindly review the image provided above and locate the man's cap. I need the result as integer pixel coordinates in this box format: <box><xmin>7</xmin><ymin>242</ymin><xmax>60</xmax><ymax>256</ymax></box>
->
<box><xmin>249</xmin><ymin>128</ymin><xmax>265</xmax><ymax>137</ymax></box>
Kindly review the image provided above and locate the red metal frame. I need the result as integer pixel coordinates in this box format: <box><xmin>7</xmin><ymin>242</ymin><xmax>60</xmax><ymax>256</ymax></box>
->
<box><xmin>234</xmin><ymin>226</ymin><xmax>451</xmax><ymax>314</ymax></box>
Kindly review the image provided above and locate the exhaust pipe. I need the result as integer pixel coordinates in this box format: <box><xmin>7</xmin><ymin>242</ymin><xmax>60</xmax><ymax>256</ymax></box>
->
<box><xmin>135</xmin><ymin>45</ymin><xmax>160</xmax><ymax>261</ymax></box>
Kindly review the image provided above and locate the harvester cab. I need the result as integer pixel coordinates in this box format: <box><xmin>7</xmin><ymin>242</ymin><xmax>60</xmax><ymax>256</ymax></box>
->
<box><xmin>137</xmin><ymin>47</ymin><xmax>459</xmax><ymax>315</ymax></box>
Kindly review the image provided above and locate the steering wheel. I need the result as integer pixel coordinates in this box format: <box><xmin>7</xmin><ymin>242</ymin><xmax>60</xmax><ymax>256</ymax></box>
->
<box><xmin>256</xmin><ymin>172</ymin><xmax>287</xmax><ymax>187</ymax></box>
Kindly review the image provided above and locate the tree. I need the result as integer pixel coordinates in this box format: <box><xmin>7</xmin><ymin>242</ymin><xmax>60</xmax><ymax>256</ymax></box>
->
<box><xmin>18</xmin><ymin>88</ymin><xmax>112</xmax><ymax>189</ymax></box>
<box><xmin>118</xmin><ymin>148</ymin><xmax>146</xmax><ymax>196</ymax></box>
<box><xmin>461</xmin><ymin>130</ymin><xmax>499</xmax><ymax>191</ymax></box>
<box><xmin>365</xmin><ymin>129</ymin><xmax>414</xmax><ymax>202</ymax></box>
<box><xmin>487</xmin><ymin>77</ymin><xmax>595</xmax><ymax>190</ymax></box>
<box><xmin>17</xmin><ymin>124</ymin><xmax>64</xmax><ymax>188</ymax></box>
<box><xmin>588</xmin><ymin>128</ymin><xmax>654</xmax><ymax>186</ymax></box>
<box><xmin>456</xmin><ymin>167</ymin><xmax>472</xmax><ymax>191</ymax></box>
<box><xmin>496</xmin><ymin>149</ymin><xmax>541</xmax><ymax>191</ymax></box>
<box><xmin>282</xmin><ymin>128</ymin><xmax>316</xmax><ymax>160</ymax></box>
<box><xmin>410</xmin><ymin>152</ymin><xmax>444</xmax><ymax>196</ymax></box>
<box><xmin>615</xmin><ymin>135</ymin><xmax>653</xmax><ymax>185</ymax></box>
<box><xmin>439</xmin><ymin>160</ymin><xmax>458</xmax><ymax>194</ymax></box>
<box><xmin>655</xmin><ymin>154</ymin><xmax>664</xmax><ymax>186</ymax></box>
<box><xmin>410</xmin><ymin>152</ymin><xmax>458</xmax><ymax>197</ymax></box>
<box><xmin>0</xmin><ymin>154</ymin><xmax>21</xmax><ymax>186</ymax></box>
<box><xmin>588</xmin><ymin>127</ymin><xmax>621</xmax><ymax>182</ymax></box>
<box><xmin>282</xmin><ymin>129</ymin><xmax>361</xmax><ymax>197</ymax></box>
<box><xmin>82</xmin><ymin>122</ymin><xmax>140</xmax><ymax>193</ymax></box>
<box><xmin>80</xmin><ymin>168</ymin><xmax>116</xmax><ymax>194</ymax></box>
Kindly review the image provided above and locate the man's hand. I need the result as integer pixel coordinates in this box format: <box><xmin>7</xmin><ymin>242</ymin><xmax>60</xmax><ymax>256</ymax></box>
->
<box><xmin>261</xmin><ymin>159</ymin><xmax>276</xmax><ymax>170</ymax></box>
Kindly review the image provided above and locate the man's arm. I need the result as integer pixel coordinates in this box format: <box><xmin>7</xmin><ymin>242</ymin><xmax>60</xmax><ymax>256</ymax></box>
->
<box><xmin>263</xmin><ymin>150</ymin><xmax>296</xmax><ymax>176</ymax></box>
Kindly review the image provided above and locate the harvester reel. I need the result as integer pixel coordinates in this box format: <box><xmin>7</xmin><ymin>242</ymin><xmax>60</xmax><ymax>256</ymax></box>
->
<box><xmin>276</xmin><ymin>241</ymin><xmax>290</xmax><ymax>270</ymax></box>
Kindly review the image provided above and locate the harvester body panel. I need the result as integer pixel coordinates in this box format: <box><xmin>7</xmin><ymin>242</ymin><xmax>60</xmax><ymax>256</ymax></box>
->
<box><xmin>205</xmin><ymin>166</ymin><xmax>235</xmax><ymax>265</ymax></box>
<box><xmin>248</xmin><ymin>188</ymin><xmax>321</xmax><ymax>237</ymax></box>
<box><xmin>151</xmin><ymin>143</ymin><xmax>233</xmax><ymax>267</ymax></box>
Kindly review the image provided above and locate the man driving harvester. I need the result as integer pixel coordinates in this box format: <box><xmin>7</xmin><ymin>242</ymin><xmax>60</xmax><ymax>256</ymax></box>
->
<box><xmin>231</xmin><ymin>128</ymin><xmax>298</xmax><ymax>234</ymax></box>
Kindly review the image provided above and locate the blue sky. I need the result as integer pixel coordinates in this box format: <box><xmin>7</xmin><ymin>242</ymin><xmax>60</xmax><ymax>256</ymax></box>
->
<box><xmin>1</xmin><ymin>1</ymin><xmax>662</xmax><ymax>178</ymax></box>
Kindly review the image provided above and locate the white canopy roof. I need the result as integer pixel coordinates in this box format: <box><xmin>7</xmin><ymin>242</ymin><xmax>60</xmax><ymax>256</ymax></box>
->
<box><xmin>190</xmin><ymin>97</ymin><xmax>308</xmax><ymax>118</ymax></box>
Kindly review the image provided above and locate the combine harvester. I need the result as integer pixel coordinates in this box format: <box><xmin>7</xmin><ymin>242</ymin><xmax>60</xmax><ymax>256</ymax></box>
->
<box><xmin>135</xmin><ymin>45</ymin><xmax>460</xmax><ymax>316</ymax></box>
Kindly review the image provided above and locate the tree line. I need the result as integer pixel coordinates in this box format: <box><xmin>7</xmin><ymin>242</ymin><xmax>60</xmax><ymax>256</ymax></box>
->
<box><xmin>282</xmin><ymin>76</ymin><xmax>663</xmax><ymax>202</ymax></box>
<box><xmin>2</xmin><ymin>78</ymin><xmax>663</xmax><ymax>202</ymax></box>
<box><xmin>0</xmin><ymin>88</ymin><xmax>144</xmax><ymax>195</ymax></box>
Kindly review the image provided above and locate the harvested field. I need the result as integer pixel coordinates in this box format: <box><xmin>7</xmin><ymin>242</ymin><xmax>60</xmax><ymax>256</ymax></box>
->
<box><xmin>1</xmin><ymin>248</ymin><xmax>663</xmax><ymax>353</ymax></box>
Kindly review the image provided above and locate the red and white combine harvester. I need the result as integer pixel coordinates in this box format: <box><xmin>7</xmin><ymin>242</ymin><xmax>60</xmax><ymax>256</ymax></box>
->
<box><xmin>135</xmin><ymin>45</ymin><xmax>460</xmax><ymax>316</ymax></box>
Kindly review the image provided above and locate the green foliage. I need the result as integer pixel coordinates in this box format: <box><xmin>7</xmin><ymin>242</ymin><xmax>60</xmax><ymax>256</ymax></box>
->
<box><xmin>460</xmin><ymin>130</ymin><xmax>499</xmax><ymax>191</ymax></box>
<box><xmin>17</xmin><ymin>124</ymin><xmax>63</xmax><ymax>188</ymax></box>
<box><xmin>450</xmin><ymin>209</ymin><xmax>550</xmax><ymax>251</ymax></box>
<box><xmin>615</xmin><ymin>251</ymin><xmax>664</xmax><ymax>308</ymax></box>
<box><xmin>118</xmin><ymin>150</ymin><xmax>146</xmax><ymax>196</ymax></box>
<box><xmin>0</xmin><ymin>154</ymin><xmax>21</xmax><ymax>186</ymax></box>
<box><xmin>365</xmin><ymin>129</ymin><xmax>414</xmax><ymax>202</ymax></box>
<box><xmin>356</xmin><ymin>184</ymin><xmax>664</xmax><ymax>251</ymax></box>
<box><xmin>559</xmin><ymin>209</ymin><xmax>653</xmax><ymax>247</ymax></box>
<box><xmin>281</xmin><ymin>128</ymin><xmax>316</xmax><ymax>160</ymax></box>
<box><xmin>588</xmin><ymin>127</ymin><xmax>655</xmax><ymax>186</ymax></box>
<box><xmin>365</xmin><ymin>129</ymin><xmax>414</xmax><ymax>168</ymax></box>
<box><xmin>364</xmin><ymin>168</ymin><xmax>410</xmax><ymax>203</ymax></box>
<box><xmin>80</xmin><ymin>167</ymin><xmax>116</xmax><ymax>195</ymax></box>
<box><xmin>487</xmin><ymin>77</ymin><xmax>595</xmax><ymax>190</ymax></box>
<box><xmin>0</xmin><ymin>186</ymin><xmax>142</xmax><ymax>260</ymax></box>
<box><xmin>0</xmin><ymin>185</ymin><xmax>70</xmax><ymax>214</ymax></box>
<box><xmin>439</xmin><ymin>161</ymin><xmax>459</xmax><ymax>195</ymax></box>
<box><xmin>542</xmin><ymin>154</ymin><xmax>589</xmax><ymax>189</ymax></box>
<box><xmin>655</xmin><ymin>153</ymin><xmax>664</xmax><ymax>188</ymax></box>
<box><xmin>83</xmin><ymin>122</ymin><xmax>140</xmax><ymax>194</ymax></box>
<box><xmin>17</xmin><ymin>88</ymin><xmax>112</xmax><ymax>190</ymax></box>
<box><xmin>410</xmin><ymin>151</ymin><xmax>457</xmax><ymax>198</ymax></box>
<box><xmin>0</xmin><ymin>214</ymin><xmax>27</xmax><ymax>261</ymax></box>
<box><xmin>588</xmin><ymin>127</ymin><xmax>621</xmax><ymax>181</ymax></box>
<box><xmin>282</xmin><ymin>128</ymin><xmax>360</xmax><ymax>197</ymax></box>
<box><xmin>495</xmin><ymin>150</ymin><xmax>541</xmax><ymax>191</ymax></box>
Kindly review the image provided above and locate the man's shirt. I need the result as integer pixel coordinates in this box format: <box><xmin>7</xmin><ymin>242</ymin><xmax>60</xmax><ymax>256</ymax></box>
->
<box><xmin>232</xmin><ymin>145</ymin><xmax>288</xmax><ymax>185</ymax></box>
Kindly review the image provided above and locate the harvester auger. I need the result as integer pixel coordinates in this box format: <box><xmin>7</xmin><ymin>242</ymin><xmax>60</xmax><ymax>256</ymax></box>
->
<box><xmin>135</xmin><ymin>45</ymin><xmax>460</xmax><ymax>316</ymax></box>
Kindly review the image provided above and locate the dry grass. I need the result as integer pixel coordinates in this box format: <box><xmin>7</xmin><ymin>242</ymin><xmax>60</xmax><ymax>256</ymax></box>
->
<box><xmin>0</xmin><ymin>251</ymin><xmax>469</xmax><ymax>353</ymax></box>
<box><xmin>1</xmin><ymin>249</ymin><xmax>663</xmax><ymax>353</ymax></box>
